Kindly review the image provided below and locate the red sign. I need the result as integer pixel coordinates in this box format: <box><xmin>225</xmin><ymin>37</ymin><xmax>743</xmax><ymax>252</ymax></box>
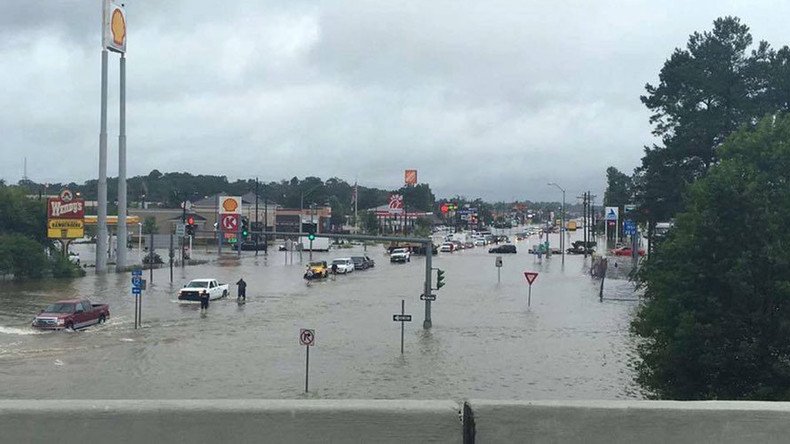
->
<box><xmin>220</xmin><ymin>213</ymin><xmax>239</xmax><ymax>231</ymax></box>
<box><xmin>524</xmin><ymin>271</ymin><xmax>538</xmax><ymax>285</ymax></box>
<box><xmin>47</xmin><ymin>189</ymin><xmax>85</xmax><ymax>219</ymax></box>
<box><xmin>388</xmin><ymin>194</ymin><xmax>403</xmax><ymax>213</ymax></box>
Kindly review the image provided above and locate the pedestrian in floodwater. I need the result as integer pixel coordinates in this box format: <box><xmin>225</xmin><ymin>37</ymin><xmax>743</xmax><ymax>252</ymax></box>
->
<box><xmin>236</xmin><ymin>277</ymin><xmax>247</xmax><ymax>302</ymax></box>
<box><xmin>200</xmin><ymin>290</ymin><xmax>210</xmax><ymax>311</ymax></box>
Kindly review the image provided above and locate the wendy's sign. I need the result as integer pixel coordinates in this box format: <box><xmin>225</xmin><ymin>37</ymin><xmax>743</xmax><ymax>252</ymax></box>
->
<box><xmin>48</xmin><ymin>189</ymin><xmax>85</xmax><ymax>219</ymax></box>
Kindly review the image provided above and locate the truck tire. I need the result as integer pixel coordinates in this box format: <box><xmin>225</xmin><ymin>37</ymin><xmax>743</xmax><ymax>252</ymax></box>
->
<box><xmin>66</xmin><ymin>322</ymin><xmax>75</xmax><ymax>331</ymax></box>
<box><xmin>223</xmin><ymin>290</ymin><xmax>228</xmax><ymax>297</ymax></box>
<box><xmin>98</xmin><ymin>315</ymin><xmax>106</xmax><ymax>324</ymax></box>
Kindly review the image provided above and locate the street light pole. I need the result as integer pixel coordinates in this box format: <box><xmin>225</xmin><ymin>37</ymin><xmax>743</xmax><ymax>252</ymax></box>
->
<box><xmin>548</xmin><ymin>182</ymin><xmax>566</xmax><ymax>265</ymax></box>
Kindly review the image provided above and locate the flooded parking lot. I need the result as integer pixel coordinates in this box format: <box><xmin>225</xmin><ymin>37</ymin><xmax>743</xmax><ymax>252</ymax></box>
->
<box><xmin>0</xmin><ymin>232</ymin><xmax>642</xmax><ymax>400</ymax></box>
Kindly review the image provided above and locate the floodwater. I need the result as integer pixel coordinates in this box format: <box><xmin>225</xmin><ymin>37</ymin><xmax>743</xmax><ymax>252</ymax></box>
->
<box><xmin>0</xmin><ymin>231</ymin><xmax>643</xmax><ymax>400</ymax></box>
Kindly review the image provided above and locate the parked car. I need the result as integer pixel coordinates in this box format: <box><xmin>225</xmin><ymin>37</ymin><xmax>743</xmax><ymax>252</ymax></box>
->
<box><xmin>178</xmin><ymin>279</ymin><xmax>229</xmax><ymax>302</ymax></box>
<box><xmin>331</xmin><ymin>258</ymin><xmax>355</xmax><ymax>274</ymax></box>
<box><xmin>236</xmin><ymin>241</ymin><xmax>267</xmax><ymax>251</ymax></box>
<box><xmin>350</xmin><ymin>256</ymin><xmax>369</xmax><ymax>270</ymax></box>
<box><xmin>390</xmin><ymin>248</ymin><xmax>411</xmax><ymax>263</ymax></box>
<box><xmin>67</xmin><ymin>251</ymin><xmax>80</xmax><ymax>265</ymax></box>
<box><xmin>611</xmin><ymin>246</ymin><xmax>645</xmax><ymax>257</ymax></box>
<box><xmin>304</xmin><ymin>261</ymin><xmax>329</xmax><ymax>279</ymax></box>
<box><xmin>439</xmin><ymin>243</ymin><xmax>454</xmax><ymax>253</ymax></box>
<box><xmin>489</xmin><ymin>244</ymin><xmax>517</xmax><ymax>254</ymax></box>
<box><xmin>143</xmin><ymin>252</ymin><xmax>164</xmax><ymax>265</ymax></box>
<box><xmin>32</xmin><ymin>299</ymin><xmax>109</xmax><ymax>330</ymax></box>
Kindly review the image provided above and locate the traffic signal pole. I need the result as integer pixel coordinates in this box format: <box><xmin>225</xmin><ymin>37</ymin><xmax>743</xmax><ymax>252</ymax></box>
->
<box><xmin>423</xmin><ymin>243</ymin><xmax>432</xmax><ymax>329</ymax></box>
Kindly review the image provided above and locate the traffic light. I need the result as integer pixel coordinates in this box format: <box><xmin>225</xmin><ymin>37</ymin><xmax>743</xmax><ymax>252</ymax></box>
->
<box><xmin>307</xmin><ymin>224</ymin><xmax>316</xmax><ymax>241</ymax></box>
<box><xmin>307</xmin><ymin>232</ymin><xmax>316</xmax><ymax>241</ymax></box>
<box><xmin>435</xmin><ymin>268</ymin><xmax>445</xmax><ymax>289</ymax></box>
<box><xmin>241</xmin><ymin>218</ymin><xmax>249</xmax><ymax>238</ymax></box>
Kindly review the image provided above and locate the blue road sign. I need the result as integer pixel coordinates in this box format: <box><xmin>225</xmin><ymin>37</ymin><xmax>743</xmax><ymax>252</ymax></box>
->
<box><xmin>132</xmin><ymin>287</ymin><xmax>141</xmax><ymax>295</ymax></box>
<box><xmin>132</xmin><ymin>268</ymin><xmax>143</xmax><ymax>276</ymax></box>
<box><xmin>624</xmin><ymin>220</ymin><xmax>636</xmax><ymax>235</ymax></box>
<box><xmin>132</xmin><ymin>276</ymin><xmax>142</xmax><ymax>287</ymax></box>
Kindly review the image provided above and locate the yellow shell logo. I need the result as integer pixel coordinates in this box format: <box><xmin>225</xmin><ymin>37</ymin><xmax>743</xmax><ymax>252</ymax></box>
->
<box><xmin>222</xmin><ymin>199</ymin><xmax>238</xmax><ymax>212</ymax></box>
<box><xmin>111</xmin><ymin>8</ymin><xmax>126</xmax><ymax>46</ymax></box>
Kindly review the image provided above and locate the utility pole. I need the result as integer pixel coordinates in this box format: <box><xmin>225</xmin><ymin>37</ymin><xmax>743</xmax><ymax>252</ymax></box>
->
<box><xmin>255</xmin><ymin>178</ymin><xmax>259</xmax><ymax>257</ymax></box>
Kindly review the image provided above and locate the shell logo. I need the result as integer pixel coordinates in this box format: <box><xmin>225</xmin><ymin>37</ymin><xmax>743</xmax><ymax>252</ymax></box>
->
<box><xmin>111</xmin><ymin>8</ymin><xmax>126</xmax><ymax>46</ymax></box>
<box><xmin>222</xmin><ymin>198</ymin><xmax>239</xmax><ymax>212</ymax></box>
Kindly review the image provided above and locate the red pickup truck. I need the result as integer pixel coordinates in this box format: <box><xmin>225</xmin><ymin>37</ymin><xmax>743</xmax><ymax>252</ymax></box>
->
<box><xmin>32</xmin><ymin>299</ymin><xmax>110</xmax><ymax>330</ymax></box>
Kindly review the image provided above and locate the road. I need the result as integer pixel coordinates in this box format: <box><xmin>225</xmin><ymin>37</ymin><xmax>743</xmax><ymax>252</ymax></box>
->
<box><xmin>0</xmin><ymin>231</ymin><xmax>641</xmax><ymax>399</ymax></box>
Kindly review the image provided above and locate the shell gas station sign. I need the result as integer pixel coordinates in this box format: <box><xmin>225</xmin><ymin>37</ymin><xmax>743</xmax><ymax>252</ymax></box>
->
<box><xmin>47</xmin><ymin>189</ymin><xmax>85</xmax><ymax>239</ymax></box>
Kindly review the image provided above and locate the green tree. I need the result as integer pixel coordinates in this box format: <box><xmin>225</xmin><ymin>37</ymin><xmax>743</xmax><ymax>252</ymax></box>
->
<box><xmin>0</xmin><ymin>234</ymin><xmax>49</xmax><ymax>279</ymax></box>
<box><xmin>361</xmin><ymin>211</ymin><xmax>379</xmax><ymax>235</ymax></box>
<box><xmin>142</xmin><ymin>216</ymin><xmax>159</xmax><ymax>234</ymax></box>
<box><xmin>632</xmin><ymin>114</ymin><xmax>790</xmax><ymax>400</ymax></box>
<box><xmin>637</xmin><ymin>17</ymin><xmax>770</xmax><ymax>223</ymax></box>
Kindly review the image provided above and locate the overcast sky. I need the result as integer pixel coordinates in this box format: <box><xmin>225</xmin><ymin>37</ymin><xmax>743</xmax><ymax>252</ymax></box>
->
<box><xmin>1</xmin><ymin>1</ymin><xmax>787</xmax><ymax>201</ymax></box>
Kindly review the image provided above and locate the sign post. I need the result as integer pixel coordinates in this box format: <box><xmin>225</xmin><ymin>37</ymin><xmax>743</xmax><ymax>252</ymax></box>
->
<box><xmin>131</xmin><ymin>268</ymin><xmax>143</xmax><ymax>329</ymax></box>
<box><xmin>523</xmin><ymin>271</ymin><xmax>539</xmax><ymax>306</ymax></box>
<box><xmin>495</xmin><ymin>256</ymin><xmax>503</xmax><ymax>283</ymax></box>
<box><xmin>299</xmin><ymin>328</ymin><xmax>315</xmax><ymax>392</ymax></box>
<box><xmin>393</xmin><ymin>300</ymin><xmax>412</xmax><ymax>354</ymax></box>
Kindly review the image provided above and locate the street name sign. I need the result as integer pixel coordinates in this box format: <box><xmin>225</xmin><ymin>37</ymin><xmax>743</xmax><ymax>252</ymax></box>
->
<box><xmin>420</xmin><ymin>294</ymin><xmax>436</xmax><ymax>301</ymax></box>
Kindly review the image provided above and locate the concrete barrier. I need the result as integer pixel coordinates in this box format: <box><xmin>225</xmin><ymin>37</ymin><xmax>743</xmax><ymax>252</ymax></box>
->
<box><xmin>0</xmin><ymin>400</ymin><xmax>461</xmax><ymax>444</ymax></box>
<box><xmin>467</xmin><ymin>400</ymin><xmax>790</xmax><ymax>444</ymax></box>
<box><xmin>4</xmin><ymin>399</ymin><xmax>790</xmax><ymax>443</ymax></box>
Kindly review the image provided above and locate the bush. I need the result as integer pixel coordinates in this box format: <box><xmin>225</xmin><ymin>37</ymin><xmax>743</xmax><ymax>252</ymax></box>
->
<box><xmin>0</xmin><ymin>234</ymin><xmax>48</xmax><ymax>279</ymax></box>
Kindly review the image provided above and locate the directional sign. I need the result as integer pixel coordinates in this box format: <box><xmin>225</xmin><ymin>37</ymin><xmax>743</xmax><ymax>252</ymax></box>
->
<box><xmin>605</xmin><ymin>206</ymin><xmax>619</xmax><ymax>221</ymax></box>
<box><xmin>524</xmin><ymin>271</ymin><xmax>539</xmax><ymax>285</ymax></box>
<box><xmin>132</xmin><ymin>268</ymin><xmax>142</xmax><ymax>276</ymax></box>
<box><xmin>420</xmin><ymin>294</ymin><xmax>436</xmax><ymax>301</ymax></box>
<box><xmin>132</xmin><ymin>287</ymin><xmax>141</xmax><ymax>295</ymax></box>
<box><xmin>624</xmin><ymin>219</ymin><xmax>636</xmax><ymax>236</ymax></box>
<box><xmin>175</xmin><ymin>223</ymin><xmax>186</xmax><ymax>236</ymax></box>
<box><xmin>393</xmin><ymin>314</ymin><xmax>412</xmax><ymax>322</ymax></box>
<box><xmin>299</xmin><ymin>328</ymin><xmax>315</xmax><ymax>346</ymax></box>
<box><xmin>221</xmin><ymin>213</ymin><xmax>240</xmax><ymax>232</ymax></box>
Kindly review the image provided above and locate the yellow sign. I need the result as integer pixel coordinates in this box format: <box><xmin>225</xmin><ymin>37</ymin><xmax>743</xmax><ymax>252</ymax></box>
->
<box><xmin>48</xmin><ymin>220</ymin><xmax>84</xmax><ymax>229</ymax></box>
<box><xmin>47</xmin><ymin>219</ymin><xmax>84</xmax><ymax>239</ymax></box>
<box><xmin>220</xmin><ymin>196</ymin><xmax>241</xmax><ymax>214</ymax></box>
<box><xmin>103</xmin><ymin>0</ymin><xmax>127</xmax><ymax>53</ymax></box>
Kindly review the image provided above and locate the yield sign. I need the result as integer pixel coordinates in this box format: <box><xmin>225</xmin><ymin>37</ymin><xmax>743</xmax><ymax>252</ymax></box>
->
<box><xmin>221</xmin><ymin>213</ymin><xmax>239</xmax><ymax>231</ymax></box>
<box><xmin>524</xmin><ymin>271</ymin><xmax>538</xmax><ymax>285</ymax></box>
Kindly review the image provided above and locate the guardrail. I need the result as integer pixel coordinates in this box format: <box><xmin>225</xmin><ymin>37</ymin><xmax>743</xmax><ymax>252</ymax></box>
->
<box><xmin>2</xmin><ymin>400</ymin><xmax>790</xmax><ymax>443</ymax></box>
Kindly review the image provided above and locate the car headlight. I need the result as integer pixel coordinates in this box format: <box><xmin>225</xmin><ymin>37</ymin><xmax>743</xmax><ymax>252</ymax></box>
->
<box><xmin>57</xmin><ymin>319</ymin><xmax>65</xmax><ymax>325</ymax></box>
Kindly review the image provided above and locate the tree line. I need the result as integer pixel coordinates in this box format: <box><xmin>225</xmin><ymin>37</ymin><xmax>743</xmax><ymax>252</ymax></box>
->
<box><xmin>605</xmin><ymin>17</ymin><xmax>790</xmax><ymax>400</ymax></box>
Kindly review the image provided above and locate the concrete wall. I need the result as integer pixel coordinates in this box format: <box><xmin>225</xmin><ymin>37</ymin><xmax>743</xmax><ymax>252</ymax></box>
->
<box><xmin>0</xmin><ymin>400</ymin><xmax>461</xmax><ymax>444</ymax></box>
<box><xmin>467</xmin><ymin>400</ymin><xmax>790</xmax><ymax>444</ymax></box>
<box><xmin>3</xmin><ymin>399</ymin><xmax>790</xmax><ymax>444</ymax></box>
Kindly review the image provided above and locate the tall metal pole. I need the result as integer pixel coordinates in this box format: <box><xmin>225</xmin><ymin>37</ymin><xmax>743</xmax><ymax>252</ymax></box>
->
<box><xmin>116</xmin><ymin>53</ymin><xmax>128</xmax><ymax>270</ymax></box>
<box><xmin>309</xmin><ymin>204</ymin><xmax>314</xmax><ymax>261</ymax></box>
<box><xmin>400</xmin><ymin>299</ymin><xmax>406</xmax><ymax>354</ymax></box>
<box><xmin>423</xmin><ymin>241</ymin><xmax>433</xmax><ymax>329</ymax></box>
<box><xmin>264</xmin><ymin>187</ymin><xmax>269</xmax><ymax>255</ymax></box>
<box><xmin>561</xmin><ymin>188</ymin><xmax>565</xmax><ymax>265</ymax></box>
<box><xmin>255</xmin><ymin>178</ymin><xmax>259</xmax><ymax>257</ymax></box>
<box><xmin>96</xmin><ymin>49</ymin><xmax>109</xmax><ymax>272</ymax></box>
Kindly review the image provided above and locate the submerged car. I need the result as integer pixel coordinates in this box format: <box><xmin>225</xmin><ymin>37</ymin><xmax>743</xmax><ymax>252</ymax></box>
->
<box><xmin>331</xmin><ymin>258</ymin><xmax>355</xmax><ymax>274</ymax></box>
<box><xmin>304</xmin><ymin>261</ymin><xmax>329</xmax><ymax>279</ymax></box>
<box><xmin>611</xmin><ymin>246</ymin><xmax>645</xmax><ymax>257</ymax></box>
<box><xmin>350</xmin><ymin>256</ymin><xmax>370</xmax><ymax>270</ymax></box>
<box><xmin>32</xmin><ymin>299</ymin><xmax>110</xmax><ymax>330</ymax></box>
<box><xmin>489</xmin><ymin>244</ymin><xmax>517</xmax><ymax>254</ymax></box>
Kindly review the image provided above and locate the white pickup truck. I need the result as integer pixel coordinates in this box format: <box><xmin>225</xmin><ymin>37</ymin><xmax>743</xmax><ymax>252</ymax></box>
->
<box><xmin>390</xmin><ymin>248</ymin><xmax>411</xmax><ymax>263</ymax></box>
<box><xmin>177</xmin><ymin>279</ymin><xmax>229</xmax><ymax>302</ymax></box>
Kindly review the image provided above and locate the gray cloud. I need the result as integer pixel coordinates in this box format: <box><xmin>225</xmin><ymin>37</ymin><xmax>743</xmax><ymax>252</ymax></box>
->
<box><xmin>1</xmin><ymin>1</ymin><xmax>787</xmax><ymax>201</ymax></box>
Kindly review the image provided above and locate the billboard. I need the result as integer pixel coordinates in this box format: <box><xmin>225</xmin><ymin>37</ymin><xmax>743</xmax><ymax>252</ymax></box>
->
<box><xmin>103</xmin><ymin>0</ymin><xmax>127</xmax><ymax>53</ymax></box>
<box><xmin>47</xmin><ymin>189</ymin><xmax>85</xmax><ymax>239</ymax></box>
<box><xmin>404</xmin><ymin>169</ymin><xmax>417</xmax><ymax>186</ymax></box>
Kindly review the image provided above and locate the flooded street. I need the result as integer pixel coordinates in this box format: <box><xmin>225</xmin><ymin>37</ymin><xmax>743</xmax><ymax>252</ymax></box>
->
<box><xmin>0</xmin><ymin>232</ymin><xmax>642</xmax><ymax>400</ymax></box>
